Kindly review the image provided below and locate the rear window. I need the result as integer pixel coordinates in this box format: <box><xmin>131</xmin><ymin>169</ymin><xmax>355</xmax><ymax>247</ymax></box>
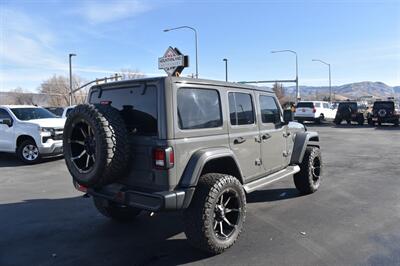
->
<box><xmin>338</xmin><ymin>102</ymin><xmax>357</xmax><ymax>111</ymax></box>
<box><xmin>177</xmin><ymin>88</ymin><xmax>222</xmax><ymax>130</ymax></box>
<box><xmin>89</xmin><ymin>85</ymin><xmax>157</xmax><ymax>136</ymax></box>
<box><xmin>296</xmin><ymin>102</ymin><xmax>314</xmax><ymax>108</ymax></box>
<box><xmin>374</xmin><ymin>101</ymin><xmax>394</xmax><ymax>109</ymax></box>
<box><xmin>314</xmin><ymin>103</ymin><xmax>321</xmax><ymax>108</ymax></box>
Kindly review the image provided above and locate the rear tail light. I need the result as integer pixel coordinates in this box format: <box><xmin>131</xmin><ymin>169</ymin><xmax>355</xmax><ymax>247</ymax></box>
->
<box><xmin>153</xmin><ymin>147</ymin><xmax>174</xmax><ymax>169</ymax></box>
<box><xmin>74</xmin><ymin>182</ymin><xmax>87</xmax><ymax>192</ymax></box>
<box><xmin>313</xmin><ymin>107</ymin><xmax>316</xmax><ymax>113</ymax></box>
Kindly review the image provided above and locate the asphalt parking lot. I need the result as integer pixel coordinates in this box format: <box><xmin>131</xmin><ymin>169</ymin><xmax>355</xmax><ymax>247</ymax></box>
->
<box><xmin>0</xmin><ymin>124</ymin><xmax>399</xmax><ymax>266</ymax></box>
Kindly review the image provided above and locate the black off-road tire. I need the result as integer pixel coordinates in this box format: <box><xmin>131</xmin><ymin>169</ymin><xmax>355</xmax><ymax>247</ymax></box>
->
<box><xmin>334</xmin><ymin>118</ymin><xmax>342</xmax><ymax>125</ymax></box>
<box><xmin>63</xmin><ymin>104</ymin><xmax>130</xmax><ymax>187</ymax></box>
<box><xmin>17</xmin><ymin>139</ymin><xmax>41</xmax><ymax>164</ymax></box>
<box><xmin>357</xmin><ymin>115</ymin><xmax>364</xmax><ymax>125</ymax></box>
<box><xmin>394</xmin><ymin>120</ymin><xmax>399</xmax><ymax>127</ymax></box>
<box><xmin>93</xmin><ymin>197</ymin><xmax>141</xmax><ymax>222</ymax></box>
<box><xmin>294</xmin><ymin>147</ymin><xmax>322</xmax><ymax>194</ymax></box>
<box><xmin>183</xmin><ymin>173</ymin><xmax>246</xmax><ymax>254</ymax></box>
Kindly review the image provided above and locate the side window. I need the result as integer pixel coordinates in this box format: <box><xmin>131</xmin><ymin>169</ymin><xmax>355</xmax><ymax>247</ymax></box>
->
<box><xmin>259</xmin><ymin>95</ymin><xmax>281</xmax><ymax>124</ymax></box>
<box><xmin>314</xmin><ymin>103</ymin><xmax>321</xmax><ymax>108</ymax></box>
<box><xmin>177</xmin><ymin>88</ymin><xmax>222</xmax><ymax>130</ymax></box>
<box><xmin>0</xmin><ymin>109</ymin><xmax>12</xmax><ymax>120</ymax></box>
<box><xmin>323</xmin><ymin>103</ymin><xmax>329</xmax><ymax>109</ymax></box>
<box><xmin>228</xmin><ymin>92</ymin><xmax>255</xmax><ymax>125</ymax></box>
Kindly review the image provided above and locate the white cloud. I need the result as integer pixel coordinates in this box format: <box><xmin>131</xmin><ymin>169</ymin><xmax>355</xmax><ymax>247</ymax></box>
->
<box><xmin>0</xmin><ymin>8</ymin><xmax>66</xmax><ymax>71</ymax></box>
<box><xmin>76</xmin><ymin>1</ymin><xmax>151</xmax><ymax>24</ymax></box>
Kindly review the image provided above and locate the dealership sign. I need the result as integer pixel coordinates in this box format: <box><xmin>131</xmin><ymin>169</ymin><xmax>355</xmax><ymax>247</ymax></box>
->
<box><xmin>158</xmin><ymin>47</ymin><xmax>189</xmax><ymax>76</ymax></box>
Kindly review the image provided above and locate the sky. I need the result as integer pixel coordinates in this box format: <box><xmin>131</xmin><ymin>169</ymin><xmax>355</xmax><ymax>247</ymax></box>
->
<box><xmin>0</xmin><ymin>0</ymin><xmax>399</xmax><ymax>92</ymax></box>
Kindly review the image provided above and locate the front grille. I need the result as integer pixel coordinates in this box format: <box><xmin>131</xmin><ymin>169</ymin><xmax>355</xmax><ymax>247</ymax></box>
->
<box><xmin>42</xmin><ymin>128</ymin><xmax>63</xmax><ymax>143</ymax></box>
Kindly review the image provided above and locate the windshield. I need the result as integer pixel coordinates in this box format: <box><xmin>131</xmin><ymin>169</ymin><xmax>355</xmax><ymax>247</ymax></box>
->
<box><xmin>11</xmin><ymin>108</ymin><xmax>56</xmax><ymax>121</ymax></box>
<box><xmin>297</xmin><ymin>102</ymin><xmax>314</xmax><ymax>108</ymax></box>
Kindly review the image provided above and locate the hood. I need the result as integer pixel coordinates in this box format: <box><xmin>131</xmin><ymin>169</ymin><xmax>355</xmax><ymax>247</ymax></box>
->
<box><xmin>25</xmin><ymin>118</ymin><xmax>66</xmax><ymax>128</ymax></box>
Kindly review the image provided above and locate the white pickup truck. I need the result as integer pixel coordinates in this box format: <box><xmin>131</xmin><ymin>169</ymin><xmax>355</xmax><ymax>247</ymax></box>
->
<box><xmin>294</xmin><ymin>101</ymin><xmax>337</xmax><ymax>124</ymax></box>
<box><xmin>0</xmin><ymin>105</ymin><xmax>66</xmax><ymax>164</ymax></box>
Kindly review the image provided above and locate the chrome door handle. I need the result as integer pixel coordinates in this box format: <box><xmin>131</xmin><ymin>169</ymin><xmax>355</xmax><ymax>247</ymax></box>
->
<box><xmin>233</xmin><ymin>137</ymin><xmax>246</xmax><ymax>144</ymax></box>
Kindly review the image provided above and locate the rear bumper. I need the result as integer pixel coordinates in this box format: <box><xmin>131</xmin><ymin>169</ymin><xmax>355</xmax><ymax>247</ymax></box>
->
<box><xmin>294</xmin><ymin>116</ymin><xmax>316</xmax><ymax>121</ymax></box>
<box><xmin>87</xmin><ymin>184</ymin><xmax>195</xmax><ymax>212</ymax></box>
<box><xmin>371</xmin><ymin>116</ymin><xmax>399</xmax><ymax>123</ymax></box>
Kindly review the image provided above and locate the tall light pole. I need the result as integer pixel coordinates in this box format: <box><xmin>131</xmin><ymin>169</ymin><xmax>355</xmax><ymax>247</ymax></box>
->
<box><xmin>164</xmin><ymin>26</ymin><xmax>198</xmax><ymax>78</ymax></box>
<box><xmin>223</xmin><ymin>58</ymin><xmax>228</xmax><ymax>82</ymax></box>
<box><xmin>271</xmin><ymin>50</ymin><xmax>299</xmax><ymax>103</ymax></box>
<box><xmin>69</xmin><ymin>53</ymin><xmax>76</xmax><ymax>106</ymax></box>
<box><xmin>312</xmin><ymin>59</ymin><xmax>332</xmax><ymax>102</ymax></box>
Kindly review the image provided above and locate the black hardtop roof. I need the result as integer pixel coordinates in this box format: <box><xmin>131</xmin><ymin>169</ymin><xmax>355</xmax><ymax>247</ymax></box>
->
<box><xmin>90</xmin><ymin>76</ymin><xmax>274</xmax><ymax>93</ymax></box>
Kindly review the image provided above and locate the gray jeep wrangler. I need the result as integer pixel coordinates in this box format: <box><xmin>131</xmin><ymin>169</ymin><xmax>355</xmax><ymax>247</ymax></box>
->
<box><xmin>63</xmin><ymin>77</ymin><xmax>322</xmax><ymax>254</ymax></box>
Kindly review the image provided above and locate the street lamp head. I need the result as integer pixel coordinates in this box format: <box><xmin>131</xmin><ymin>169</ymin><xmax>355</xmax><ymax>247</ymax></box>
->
<box><xmin>69</xmin><ymin>53</ymin><xmax>76</xmax><ymax>57</ymax></box>
<box><xmin>223</xmin><ymin>58</ymin><xmax>227</xmax><ymax>62</ymax></box>
<box><xmin>163</xmin><ymin>29</ymin><xmax>170</xmax><ymax>32</ymax></box>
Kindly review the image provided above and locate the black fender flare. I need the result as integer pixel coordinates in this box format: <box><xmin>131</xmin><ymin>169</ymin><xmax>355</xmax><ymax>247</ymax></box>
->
<box><xmin>179</xmin><ymin>147</ymin><xmax>244</xmax><ymax>188</ymax></box>
<box><xmin>290</xmin><ymin>131</ymin><xmax>320</xmax><ymax>165</ymax></box>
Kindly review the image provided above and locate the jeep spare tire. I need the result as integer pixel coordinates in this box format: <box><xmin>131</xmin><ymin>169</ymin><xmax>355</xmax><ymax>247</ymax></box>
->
<box><xmin>63</xmin><ymin>104</ymin><xmax>130</xmax><ymax>187</ymax></box>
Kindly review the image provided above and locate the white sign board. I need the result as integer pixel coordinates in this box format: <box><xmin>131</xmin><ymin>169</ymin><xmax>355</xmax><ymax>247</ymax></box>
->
<box><xmin>158</xmin><ymin>47</ymin><xmax>185</xmax><ymax>75</ymax></box>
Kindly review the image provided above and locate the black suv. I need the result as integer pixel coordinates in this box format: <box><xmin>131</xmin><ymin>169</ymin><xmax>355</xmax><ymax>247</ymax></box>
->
<box><xmin>370</xmin><ymin>101</ymin><xmax>399</xmax><ymax>127</ymax></box>
<box><xmin>334</xmin><ymin>101</ymin><xmax>366</xmax><ymax>125</ymax></box>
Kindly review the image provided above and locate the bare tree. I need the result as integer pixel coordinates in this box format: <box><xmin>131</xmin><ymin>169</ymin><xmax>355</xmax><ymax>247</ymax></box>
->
<box><xmin>119</xmin><ymin>69</ymin><xmax>146</xmax><ymax>80</ymax></box>
<box><xmin>10</xmin><ymin>87</ymin><xmax>36</xmax><ymax>105</ymax></box>
<box><xmin>39</xmin><ymin>75</ymin><xmax>86</xmax><ymax>106</ymax></box>
<box><xmin>272</xmin><ymin>82</ymin><xmax>287</xmax><ymax>104</ymax></box>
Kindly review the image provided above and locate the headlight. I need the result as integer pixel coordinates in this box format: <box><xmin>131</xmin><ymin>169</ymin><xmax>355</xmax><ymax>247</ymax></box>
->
<box><xmin>41</xmin><ymin>127</ymin><xmax>54</xmax><ymax>134</ymax></box>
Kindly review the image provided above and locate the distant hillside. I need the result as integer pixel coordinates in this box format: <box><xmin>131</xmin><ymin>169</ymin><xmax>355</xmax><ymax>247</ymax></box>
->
<box><xmin>285</xmin><ymin>81</ymin><xmax>398</xmax><ymax>100</ymax></box>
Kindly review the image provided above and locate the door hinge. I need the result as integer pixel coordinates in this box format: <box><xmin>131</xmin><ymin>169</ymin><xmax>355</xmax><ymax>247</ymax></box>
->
<box><xmin>255</xmin><ymin>135</ymin><xmax>261</xmax><ymax>143</ymax></box>
<box><xmin>283</xmin><ymin>151</ymin><xmax>289</xmax><ymax>157</ymax></box>
<box><xmin>255</xmin><ymin>158</ymin><xmax>262</xmax><ymax>166</ymax></box>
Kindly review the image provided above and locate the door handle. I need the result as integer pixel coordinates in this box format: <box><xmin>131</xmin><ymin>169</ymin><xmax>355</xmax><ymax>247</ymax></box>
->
<box><xmin>283</xmin><ymin>132</ymin><xmax>291</xmax><ymax>137</ymax></box>
<box><xmin>233</xmin><ymin>137</ymin><xmax>246</xmax><ymax>144</ymax></box>
<box><xmin>261</xmin><ymin>133</ymin><xmax>271</xmax><ymax>140</ymax></box>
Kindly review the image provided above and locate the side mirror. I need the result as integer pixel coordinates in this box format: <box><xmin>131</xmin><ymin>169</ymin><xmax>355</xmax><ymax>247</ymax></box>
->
<box><xmin>0</xmin><ymin>118</ymin><xmax>13</xmax><ymax>127</ymax></box>
<box><xmin>283</xmin><ymin>110</ymin><xmax>293</xmax><ymax>125</ymax></box>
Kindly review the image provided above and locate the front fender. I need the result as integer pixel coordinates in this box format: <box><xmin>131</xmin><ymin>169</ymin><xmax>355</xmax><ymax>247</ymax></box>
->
<box><xmin>290</xmin><ymin>131</ymin><xmax>320</xmax><ymax>165</ymax></box>
<box><xmin>179</xmin><ymin>147</ymin><xmax>243</xmax><ymax>188</ymax></box>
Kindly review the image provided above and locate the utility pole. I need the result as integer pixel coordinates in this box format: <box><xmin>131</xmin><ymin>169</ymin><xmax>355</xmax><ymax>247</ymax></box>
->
<box><xmin>312</xmin><ymin>59</ymin><xmax>332</xmax><ymax>102</ymax></box>
<box><xmin>271</xmin><ymin>50</ymin><xmax>299</xmax><ymax>103</ymax></box>
<box><xmin>69</xmin><ymin>53</ymin><xmax>76</xmax><ymax>106</ymax></box>
<box><xmin>223</xmin><ymin>58</ymin><xmax>228</xmax><ymax>82</ymax></box>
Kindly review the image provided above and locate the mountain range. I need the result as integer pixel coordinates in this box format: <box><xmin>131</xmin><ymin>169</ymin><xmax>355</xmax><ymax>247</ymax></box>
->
<box><xmin>284</xmin><ymin>81</ymin><xmax>399</xmax><ymax>100</ymax></box>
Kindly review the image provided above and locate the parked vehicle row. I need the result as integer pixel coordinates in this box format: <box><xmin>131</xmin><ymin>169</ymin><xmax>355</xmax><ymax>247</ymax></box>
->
<box><xmin>294</xmin><ymin>100</ymin><xmax>399</xmax><ymax>127</ymax></box>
